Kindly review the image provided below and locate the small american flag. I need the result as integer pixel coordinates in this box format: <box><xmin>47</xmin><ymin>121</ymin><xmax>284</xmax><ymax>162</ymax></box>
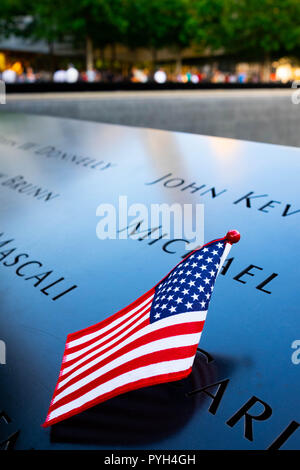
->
<box><xmin>43</xmin><ymin>231</ymin><xmax>240</xmax><ymax>427</ymax></box>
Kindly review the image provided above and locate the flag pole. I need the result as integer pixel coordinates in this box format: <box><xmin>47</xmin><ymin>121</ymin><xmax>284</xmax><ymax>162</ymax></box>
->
<box><xmin>217</xmin><ymin>230</ymin><xmax>240</xmax><ymax>276</ymax></box>
<box><xmin>226</xmin><ymin>230</ymin><xmax>241</xmax><ymax>245</ymax></box>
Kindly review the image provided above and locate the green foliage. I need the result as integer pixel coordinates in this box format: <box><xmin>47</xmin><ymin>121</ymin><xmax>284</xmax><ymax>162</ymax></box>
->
<box><xmin>187</xmin><ymin>0</ymin><xmax>227</xmax><ymax>51</ymax></box>
<box><xmin>116</xmin><ymin>0</ymin><xmax>193</xmax><ymax>52</ymax></box>
<box><xmin>222</xmin><ymin>0</ymin><xmax>300</xmax><ymax>57</ymax></box>
<box><xmin>59</xmin><ymin>0</ymin><xmax>128</xmax><ymax>48</ymax></box>
<box><xmin>0</xmin><ymin>0</ymin><xmax>28</xmax><ymax>37</ymax></box>
<box><xmin>1</xmin><ymin>0</ymin><xmax>300</xmax><ymax>60</ymax></box>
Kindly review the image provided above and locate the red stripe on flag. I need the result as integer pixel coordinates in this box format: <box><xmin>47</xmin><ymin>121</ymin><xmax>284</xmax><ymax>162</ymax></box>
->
<box><xmin>65</xmin><ymin>303</ymin><xmax>152</xmax><ymax>355</ymax></box>
<box><xmin>62</xmin><ymin>317</ymin><xmax>150</xmax><ymax>369</ymax></box>
<box><xmin>57</xmin><ymin>321</ymin><xmax>204</xmax><ymax>393</ymax></box>
<box><xmin>66</xmin><ymin>290</ymin><xmax>155</xmax><ymax>342</ymax></box>
<box><xmin>49</xmin><ymin>345</ymin><xmax>198</xmax><ymax>412</ymax></box>
<box><xmin>43</xmin><ymin>367</ymin><xmax>193</xmax><ymax>428</ymax></box>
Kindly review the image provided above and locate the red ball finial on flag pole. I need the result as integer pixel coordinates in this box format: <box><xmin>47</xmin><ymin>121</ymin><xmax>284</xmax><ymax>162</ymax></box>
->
<box><xmin>226</xmin><ymin>230</ymin><xmax>240</xmax><ymax>244</ymax></box>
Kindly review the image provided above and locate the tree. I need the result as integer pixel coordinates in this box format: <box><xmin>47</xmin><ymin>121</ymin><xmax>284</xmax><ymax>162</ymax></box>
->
<box><xmin>221</xmin><ymin>0</ymin><xmax>300</xmax><ymax>79</ymax></box>
<box><xmin>0</xmin><ymin>0</ymin><xmax>28</xmax><ymax>38</ymax></box>
<box><xmin>124</xmin><ymin>0</ymin><xmax>193</xmax><ymax>71</ymax></box>
<box><xmin>6</xmin><ymin>0</ymin><xmax>128</xmax><ymax>71</ymax></box>
<box><xmin>2</xmin><ymin>0</ymin><xmax>300</xmax><ymax>78</ymax></box>
<box><xmin>15</xmin><ymin>0</ymin><xmax>66</xmax><ymax>71</ymax></box>
<box><xmin>187</xmin><ymin>0</ymin><xmax>227</xmax><ymax>53</ymax></box>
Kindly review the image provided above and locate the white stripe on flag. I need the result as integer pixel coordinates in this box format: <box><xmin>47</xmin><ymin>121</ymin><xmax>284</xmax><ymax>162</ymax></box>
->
<box><xmin>67</xmin><ymin>294</ymin><xmax>154</xmax><ymax>348</ymax></box>
<box><xmin>61</xmin><ymin>310</ymin><xmax>207</xmax><ymax>376</ymax></box>
<box><xmin>54</xmin><ymin>332</ymin><xmax>202</xmax><ymax>403</ymax></box>
<box><xmin>47</xmin><ymin>357</ymin><xmax>195</xmax><ymax>423</ymax></box>
<box><xmin>64</xmin><ymin>309</ymin><xmax>150</xmax><ymax>363</ymax></box>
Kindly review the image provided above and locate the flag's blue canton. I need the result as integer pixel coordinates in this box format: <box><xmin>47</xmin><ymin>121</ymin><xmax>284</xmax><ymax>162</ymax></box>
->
<box><xmin>150</xmin><ymin>240</ymin><xmax>226</xmax><ymax>323</ymax></box>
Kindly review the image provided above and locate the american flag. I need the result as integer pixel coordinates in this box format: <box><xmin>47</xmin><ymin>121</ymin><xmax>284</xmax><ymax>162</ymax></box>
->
<box><xmin>43</xmin><ymin>232</ymin><xmax>239</xmax><ymax>427</ymax></box>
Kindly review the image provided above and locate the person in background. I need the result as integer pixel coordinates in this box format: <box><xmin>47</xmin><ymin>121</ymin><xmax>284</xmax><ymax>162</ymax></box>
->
<box><xmin>229</xmin><ymin>73</ymin><xmax>237</xmax><ymax>83</ymax></box>
<box><xmin>26</xmin><ymin>67</ymin><xmax>36</xmax><ymax>83</ymax></box>
<box><xmin>2</xmin><ymin>65</ymin><xmax>17</xmax><ymax>83</ymax></box>
<box><xmin>238</xmin><ymin>71</ymin><xmax>247</xmax><ymax>83</ymax></box>
<box><xmin>154</xmin><ymin>69</ymin><xmax>167</xmax><ymax>84</ymax></box>
<box><xmin>66</xmin><ymin>64</ymin><xmax>79</xmax><ymax>83</ymax></box>
<box><xmin>86</xmin><ymin>69</ymin><xmax>96</xmax><ymax>82</ymax></box>
<box><xmin>53</xmin><ymin>68</ymin><xmax>66</xmax><ymax>82</ymax></box>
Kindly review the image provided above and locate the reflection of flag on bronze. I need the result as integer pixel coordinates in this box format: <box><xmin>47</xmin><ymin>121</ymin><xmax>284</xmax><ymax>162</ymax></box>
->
<box><xmin>43</xmin><ymin>230</ymin><xmax>240</xmax><ymax>427</ymax></box>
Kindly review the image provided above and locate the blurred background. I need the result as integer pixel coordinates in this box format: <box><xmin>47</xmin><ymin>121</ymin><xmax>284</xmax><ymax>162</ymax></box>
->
<box><xmin>0</xmin><ymin>0</ymin><xmax>300</xmax><ymax>146</ymax></box>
